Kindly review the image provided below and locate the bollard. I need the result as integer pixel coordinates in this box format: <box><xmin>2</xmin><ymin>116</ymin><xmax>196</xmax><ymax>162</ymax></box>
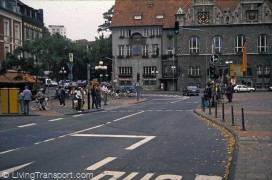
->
<box><xmin>209</xmin><ymin>99</ymin><xmax>212</xmax><ymax>115</ymax></box>
<box><xmin>231</xmin><ymin>105</ymin><xmax>235</xmax><ymax>126</ymax></box>
<box><xmin>215</xmin><ymin>101</ymin><xmax>218</xmax><ymax>118</ymax></box>
<box><xmin>201</xmin><ymin>96</ymin><xmax>205</xmax><ymax>111</ymax></box>
<box><xmin>222</xmin><ymin>103</ymin><xmax>225</xmax><ymax>122</ymax></box>
<box><xmin>241</xmin><ymin>108</ymin><xmax>246</xmax><ymax>131</ymax></box>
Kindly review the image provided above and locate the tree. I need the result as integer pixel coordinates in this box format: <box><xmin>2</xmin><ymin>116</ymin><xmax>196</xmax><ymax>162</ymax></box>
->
<box><xmin>97</xmin><ymin>5</ymin><xmax>114</xmax><ymax>33</ymax></box>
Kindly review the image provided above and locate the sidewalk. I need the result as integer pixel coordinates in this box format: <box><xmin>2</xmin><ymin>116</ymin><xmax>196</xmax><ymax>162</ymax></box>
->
<box><xmin>194</xmin><ymin>92</ymin><xmax>272</xmax><ymax>180</ymax></box>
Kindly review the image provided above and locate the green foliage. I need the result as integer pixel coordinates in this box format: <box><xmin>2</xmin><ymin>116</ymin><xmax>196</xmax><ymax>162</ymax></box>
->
<box><xmin>97</xmin><ymin>5</ymin><xmax>114</xmax><ymax>33</ymax></box>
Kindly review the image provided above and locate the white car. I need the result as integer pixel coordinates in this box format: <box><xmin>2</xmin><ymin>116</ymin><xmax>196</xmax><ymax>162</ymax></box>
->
<box><xmin>234</xmin><ymin>85</ymin><xmax>255</xmax><ymax>92</ymax></box>
<box><xmin>269</xmin><ymin>86</ymin><xmax>272</xmax><ymax>91</ymax></box>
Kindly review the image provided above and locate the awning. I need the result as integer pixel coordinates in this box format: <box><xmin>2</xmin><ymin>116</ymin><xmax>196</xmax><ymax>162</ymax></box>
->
<box><xmin>0</xmin><ymin>72</ymin><xmax>39</xmax><ymax>84</ymax></box>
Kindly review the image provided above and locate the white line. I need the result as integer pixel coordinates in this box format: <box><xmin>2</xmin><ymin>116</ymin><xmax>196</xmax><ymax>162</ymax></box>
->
<box><xmin>140</xmin><ymin>173</ymin><xmax>154</xmax><ymax>180</ymax></box>
<box><xmin>18</xmin><ymin>123</ymin><xmax>36</xmax><ymax>128</ymax></box>
<box><xmin>58</xmin><ymin>135</ymin><xmax>67</xmax><ymax>138</ymax></box>
<box><xmin>49</xmin><ymin>118</ymin><xmax>63</xmax><ymax>122</ymax></box>
<box><xmin>34</xmin><ymin>142</ymin><xmax>41</xmax><ymax>145</ymax></box>
<box><xmin>0</xmin><ymin>162</ymin><xmax>35</xmax><ymax>178</ymax></box>
<box><xmin>70</xmin><ymin>124</ymin><xmax>104</xmax><ymax>135</ymax></box>
<box><xmin>155</xmin><ymin>110</ymin><xmax>163</xmax><ymax>112</ymax></box>
<box><xmin>73</xmin><ymin>114</ymin><xmax>83</xmax><ymax>117</ymax></box>
<box><xmin>123</xmin><ymin>172</ymin><xmax>139</xmax><ymax>180</ymax></box>
<box><xmin>170</xmin><ymin>99</ymin><xmax>184</xmax><ymax>103</ymax></box>
<box><xmin>106</xmin><ymin>122</ymin><xmax>112</xmax><ymax>124</ymax></box>
<box><xmin>146</xmin><ymin>110</ymin><xmax>153</xmax><ymax>112</ymax></box>
<box><xmin>113</xmin><ymin>111</ymin><xmax>144</xmax><ymax>122</ymax></box>
<box><xmin>43</xmin><ymin>138</ymin><xmax>56</xmax><ymax>142</ymax></box>
<box><xmin>165</xmin><ymin>110</ymin><xmax>173</xmax><ymax>111</ymax></box>
<box><xmin>126</xmin><ymin>136</ymin><xmax>156</xmax><ymax>150</ymax></box>
<box><xmin>175</xmin><ymin>110</ymin><xmax>183</xmax><ymax>112</ymax></box>
<box><xmin>92</xmin><ymin>171</ymin><xmax>125</xmax><ymax>180</ymax></box>
<box><xmin>85</xmin><ymin>157</ymin><xmax>117</xmax><ymax>170</ymax></box>
<box><xmin>0</xmin><ymin>147</ymin><xmax>22</xmax><ymax>155</ymax></box>
<box><xmin>195</xmin><ymin>175</ymin><xmax>222</xmax><ymax>180</ymax></box>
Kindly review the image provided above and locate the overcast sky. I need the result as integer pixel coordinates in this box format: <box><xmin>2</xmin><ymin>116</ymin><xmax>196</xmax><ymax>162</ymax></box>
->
<box><xmin>20</xmin><ymin>0</ymin><xmax>115</xmax><ymax>41</ymax></box>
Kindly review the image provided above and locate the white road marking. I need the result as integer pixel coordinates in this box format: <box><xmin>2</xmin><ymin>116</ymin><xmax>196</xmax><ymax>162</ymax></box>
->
<box><xmin>49</xmin><ymin>118</ymin><xmax>63</xmax><ymax>122</ymax></box>
<box><xmin>155</xmin><ymin>174</ymin><xmax>182</xmax><ymax>180</ymax></box>
<box><xmin>123</xmin><ymin>172</ymin><xmax>139</xmax><ymax>180</ymax></box>
<box><xmin>92</xmin><ymin>171</ymin><xmax>125</xmax><ymax>180</ymax></box>
<box><xmin>106</xmin><ymin>122</ymin><xmax>112</xmax><ymax>124</ymax></box>
<box><xmin>146</xmin><ymin>110</ymin><xmax>153</xmax><ymax>112</ymax></box>
<box><xmin>18</xmin><ymin>123</ymin><xmax>36</xmax><ymax>128</ymax></box>
<box><xmin>43</xmin><ymin>138</ymin><xmax>56</xmax><ymax>142</ymax></box>
<box><xmin>0</xmin><ymin>147</ymin><xmax>22</xmax><ymax>155</ymax></box>
<box><xmin>34</xmin><ymin>142</ymin><xmax>41</xmax><ymax>145</ymax></box>
<box><xmin>113</xmin><ymin>111</ymin><xmax>144</xmax><ymax>122</ymax></box>
<box><xmin>73</xmin><ymin>114</ymin><xmax>83</xmax><ymax>117</ymax></box>
<box><xmin>140</xmin><ymin>173</ymin><xmax>154</xmax><ymax>180</ymax></box>
<box><xmin>0</xmin><ymin>161</ymin><xmax>35</xmax><ymax>178</ymax></box>
<box><xmin>175</xmin><ymin>110</ymin><xmax>183</xmax><ymax>112</ymax></box>
<box><xmin>70</xmin><ymin>124</ymin><xmax>104</xmax><ymax>135</ymax></box>
<box><xmin>58</xmin><ymin>135</ymin><xmax>67</xmax><ymax>138</ymax></box>
<box><xmin>86</xmin><ymin>157</ymin><xmax>117</xmax><ymax>171</ymax></box>
<box><xmin>155</xmin><ymin>110</ymin><xmax>163</xmax><ymax>111</ymax></box>
<box><xmin>71</xmin><ymin>134</ymin><xmax>156</xmax><ymax>151</ymax></box>
<box><xmin>195</xmin><ymin>175</ymin><xmax>222</xmax><ymax>180</ymax></box>
<box><xmin>170</xmin><ymin>99</ymin><xmax>184</xmax><ymax>104</ymax></box>
<box><xmin>186</xmin><ymin>110</ymin><xmax>193</xmax><ymax>112</ymax></box>
<box><xmin>165</xmin><ymin>110</ymin><xmax>173</xmax><ymax>111</ymax></box>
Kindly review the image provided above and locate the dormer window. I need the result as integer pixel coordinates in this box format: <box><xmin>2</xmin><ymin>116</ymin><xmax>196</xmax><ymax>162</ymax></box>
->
<box><xmin>156</xmin><ymin>14</ymin><xmax>164</xmax><ymax>19</ymax></box>
<box><xmin>134</xmin><ymin>15</ymin><xmax>142</xmax><ymax>20</ymax></box>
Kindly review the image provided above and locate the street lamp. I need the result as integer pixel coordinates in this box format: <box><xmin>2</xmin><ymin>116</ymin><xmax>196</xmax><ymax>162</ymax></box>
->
<box><xmin>95</xmin><ymin>61</ymin><xmax>107</xmax><ymax>83</ymax></box>
<box><xmin>59</xmin><ymin>67</ymin><xmax>67</xmax><ymax>87</ymax></box>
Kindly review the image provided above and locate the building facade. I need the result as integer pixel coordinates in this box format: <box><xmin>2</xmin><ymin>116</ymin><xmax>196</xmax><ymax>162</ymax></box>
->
<box><xmin>111</xmin><ymin>0</ymin><xmax>272</xmax><ymax>91</ymax></box>
<box><xmin>0</xmin><ymin>0</ymin><xmax>44</xmax><ymax>62</ymax></box>
<box><xmin>48</xmin><ymin>25</ymin><xmax>66</xmax><ymax>37</ymax></box>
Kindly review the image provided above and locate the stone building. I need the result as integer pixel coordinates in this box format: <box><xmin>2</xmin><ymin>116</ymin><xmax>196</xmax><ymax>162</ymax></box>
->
<box><xmin>110</xmin><ymin>0</ymin><xmax>272</xmax><ymax>90</ymax></box>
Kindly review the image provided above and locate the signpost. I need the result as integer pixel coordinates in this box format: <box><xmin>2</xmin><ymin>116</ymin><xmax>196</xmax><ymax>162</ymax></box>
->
<box><xmin>210</xmin><ymin>54</ymin><xmax>219</xmax><ymax>64</ymax></box>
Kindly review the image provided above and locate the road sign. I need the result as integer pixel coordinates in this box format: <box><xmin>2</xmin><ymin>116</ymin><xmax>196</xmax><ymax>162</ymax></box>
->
<box><xmin>210</xmin><ymin>54</ymin><xmax>219</xmax><ymax>63</ymax></box>
<box><xmin>69</xmin><ymin>53</ymin><xmax>73</xmax><ymax>62</ymax></box>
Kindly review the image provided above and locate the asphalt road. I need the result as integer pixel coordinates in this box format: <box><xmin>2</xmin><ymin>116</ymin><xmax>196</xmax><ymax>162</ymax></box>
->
<box><xmin>0</xmin><ymin>94</ymin><xmax>229</xmax><ymax>180</ymax></box>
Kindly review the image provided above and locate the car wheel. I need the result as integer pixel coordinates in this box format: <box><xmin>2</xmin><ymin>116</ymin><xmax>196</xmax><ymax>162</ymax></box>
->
<box><xmin>250</xmin><ymin>89</ymin><xmax>253</xmax><ymax>92</ymax></box>
<box><xmin>235</xmin><ymin>90</ymin><xmax>238</xmax><ymax>93</ymax></box>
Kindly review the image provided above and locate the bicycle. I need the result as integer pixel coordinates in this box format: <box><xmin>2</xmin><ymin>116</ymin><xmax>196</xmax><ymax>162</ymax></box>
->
<box><xmin>30</xmin><ymin>97</ymin><xmax>53</xmax><ymax>111</ymax></box>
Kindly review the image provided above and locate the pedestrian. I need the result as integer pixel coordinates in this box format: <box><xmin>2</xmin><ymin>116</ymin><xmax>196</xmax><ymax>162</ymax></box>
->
<box><xmin>76</xmin><ymin>87</ymin><xmax>83</xmax><ymax>112</ymax></box>
<box><xmin>19</xmin><ymin>90</ymin><xmax>25</xmax><ymax>114</ymax></box>
<box><xmin>36</xmin><ymin>88</ymin><xmax>46</xmax><ymax>110</ymax></box>
<box><xmin>22</xmin><ymin>86</ymin><xmax>32</xmax><ymax>115</ymax></box>
<box><xmin>95</xmin><ymin>85</ymin><xmax>102</xmax><ymax>108</ymax></box>
<box><xmin>91</xmin><ymin>85</ymin><xmax>98</xmax><ymax>109</ymax></box>
<box><xmin>101</xmin><ymin>85</ymin><xmax>108</xmax><ymax>105</ymax></box>
<box><xmin>59</xmin><ymin>87</ymin><xmax>66</xmax><ymax>107</ymax></box>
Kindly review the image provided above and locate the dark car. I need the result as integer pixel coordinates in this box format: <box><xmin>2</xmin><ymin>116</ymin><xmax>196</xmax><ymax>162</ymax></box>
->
<box><xmin>120</xmin><ymin>85</ymin><xmax>137</xmax><ymax>93</ymax></box>
<box><xmin>182</xmin><ymin>86</ymin><xmax>200</xmax><ymax>96</ymax></box>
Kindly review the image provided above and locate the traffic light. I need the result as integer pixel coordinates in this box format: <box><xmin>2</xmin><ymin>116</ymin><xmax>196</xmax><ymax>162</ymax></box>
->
<box><xmin>174</xmin><ymin>21</ymin><xmax>179</xmax><ymax>35</ymax></box>
<box><xmin>219</xmin><ymin>68</ymin><xmax>223</xmax><ymax>76</ymax></box>
<box><xmin>209</xmin><ymin>65</ymin><xmax>215</xmax><ymax>79</ymax></box>
<box><xmin>137</xmin><ymin>73</ymin><xmax>140</xmax><ymax>81</ymax></box>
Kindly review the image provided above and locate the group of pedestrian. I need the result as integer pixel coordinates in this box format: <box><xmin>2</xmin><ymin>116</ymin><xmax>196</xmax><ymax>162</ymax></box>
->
<box><xmin>19</xmin><ymin>86</ymin><xmax>33</xmax><ymax>115</ymax></box>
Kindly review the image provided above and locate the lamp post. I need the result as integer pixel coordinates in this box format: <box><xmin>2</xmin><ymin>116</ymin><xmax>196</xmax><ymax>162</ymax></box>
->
<box><xmin>59</xmin><ymin>67</ymin><xmax>67</xmax><ymax>87</ymax></box>
<box><xmin>95</xmin><ymin>61</ymin><xmax>108</xmax><ymax>83</ymax></box>
<box><xmin>67</xmin><ymin>53</ymin><xmax>74</xmax><ymax>82</ymax></box>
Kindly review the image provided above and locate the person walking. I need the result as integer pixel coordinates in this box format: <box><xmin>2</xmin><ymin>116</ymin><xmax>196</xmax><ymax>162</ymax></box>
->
<box><xmin>95</xmin><ymin>85</ymin><xmax>102</xmax><ymax>108</ymax></box>
<box><xmin>59</xmin><ymin>87</ymin><xmax>66</xmax><ymax>107</ymax></box>
<box><xmin>76</xmin><ymin>87</ymin><xmax>83</xmax><ymax>112</ymax></box>
<box><xmin>23</xmin><ymin>86</ymin><xmax>32</xmax><ymax>115</ymax></box>
<box><xmin>19</xmin><ymin>90</ymin><xmax>25</xmax><ymax>114</ymax></box>
<box><xmin>91</xmin><ymin>85</ymin><xmax>98</xmax><ymax>109</ymax></box>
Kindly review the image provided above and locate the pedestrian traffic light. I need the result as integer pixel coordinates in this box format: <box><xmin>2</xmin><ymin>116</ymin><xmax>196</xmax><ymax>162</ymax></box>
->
<box><xmin>174</xmin><ymin>21</ymin><xmax>179</xmax><ymax>35</ymax></box>
<box><xmin>209</xmin><ymin>65</ymin><xmax>215</xmax><ymax>79</ymax></box>
<box><xmin>137</xmin><ymin>73</ymin><xmax>140</xmax><ymax>81</ymax></box>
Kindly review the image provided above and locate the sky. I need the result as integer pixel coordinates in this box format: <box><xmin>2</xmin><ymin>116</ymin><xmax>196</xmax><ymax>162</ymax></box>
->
<box><xmin>20</xmin><ymin>0</ymin><xmax>115</xmax><ymax>41</ymax></box>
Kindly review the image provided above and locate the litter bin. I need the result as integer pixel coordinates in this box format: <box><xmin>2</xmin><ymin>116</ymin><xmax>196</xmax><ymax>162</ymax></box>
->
<box><xmin>0</xmin><ymin>88</ymin><xmax>20</xmax><ymax>114</ymax></box>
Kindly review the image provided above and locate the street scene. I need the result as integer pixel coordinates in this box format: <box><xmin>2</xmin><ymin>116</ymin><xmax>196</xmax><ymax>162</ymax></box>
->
<box><xmin>0</xmin><ymin>0</ymin><xmax>272</xmax><ymax>180</ymax></box>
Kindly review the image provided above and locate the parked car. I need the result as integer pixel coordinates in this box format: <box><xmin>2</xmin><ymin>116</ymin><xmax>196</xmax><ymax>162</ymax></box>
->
<box><xmin>182</xmin><ymin>86</ymin><xmax>200</xmax><ymax>96</ymax></box>
<box><xmin>269</xmin><ymin>86</ymin><xmax>272</xmax><ymax>91</ymax></box>
<box><xmin>50</xmin><ymin>80</ymin><xmax>58</xmax><ymax>86</ymax></box>
<box><xmin>234</xmin><ymin>85</ymin><xmax>255</xmax><ymax>92</ymax></box>
<box><xmin>45</xmin><ymin>79</ymin><xmax>58</xmax><ymax>87</ymax></box>
<box><xmin>120</xmin><ymin>85</ymin><xmax>137</xmax><ymax>93</ymax></box>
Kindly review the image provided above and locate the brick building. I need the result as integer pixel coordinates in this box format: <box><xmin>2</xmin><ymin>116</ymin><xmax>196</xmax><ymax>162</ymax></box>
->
<box><xmin>111</xmin><ymin>0</ymin><xmax>272</xmax><ymax>90</ymax></box>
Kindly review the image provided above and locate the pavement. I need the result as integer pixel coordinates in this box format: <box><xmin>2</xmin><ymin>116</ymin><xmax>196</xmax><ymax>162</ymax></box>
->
<box><xmin>195</xmin><ymin>92</ymin><xmax>272</xmax><ymax>180</ymax></box>
<box><xmin>0</xmin><ymin>91</ymin><xmax>271</xmax><ymax>180</ymax></box>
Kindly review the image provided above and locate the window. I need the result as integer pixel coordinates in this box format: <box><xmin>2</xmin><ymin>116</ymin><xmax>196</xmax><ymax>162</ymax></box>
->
<box><xmin>126</xmin><ymin>45</ymin><xmax>132</xmax><ymax>57</ymax></box>
<box><xmin>118</xmin><ymin>45</ymin><xmax>125</xmax><ymax>56</ymax></box>
<box><xmin>188</xmin><ymin>66</ymin><xmax>194</xmax><ymax>75</ymax></box>
<box><xmin>156</xmin><ymin>14</ymin><xmax>164</xmax><ymax>19</ymax></box>
<box><xmin>151</xmin><ymin>44</ymin><xmax>159</xmax><ymax>55</ymax></box>
<box><xmin>235</xmin><ymin>35</ymin><xmax>245</xmax><ymax>53</ymax></box>
<box><xmin>120</xmin><ymin>30</ymin><xmax>125</xmax><ymax>37</ymax></box>
<box><xmin>156</xmin><ymin>28</ymin><xmax>161</xmax><ymax>36</ymax></box>
<box><xmin>246</xmin><ymin>10</ymin><xmax>258</xmax><ymax>22</ymax></box>
<box><xmin>258</xmin><ymin>34</ymin><xmax>268</xmax><ymax>53</ymax></box>
<box><xmin>257</xmin><ymin>65</ymin><xmax>262</xmax><ymax>75</ymax></box>
<box><xmin>126</xmin><ymin>30</ymin><xmax>131</xmax><ymax>37</ymax></box>
<box><xmin>264</xmin><ymin>65</ymin><xmax>270</xmax><ymax>75</ymax></box>
<box><xmin>196</xmin><ymin>66</ymin><xmax>201</xmax><ymax>76</ymax></box>
<box><xmin>143</xmin><ymin>66</ymin><xmax>157</xmax><ymax>75</ymax></box>
<box><xmin>14</xmin><ymin>23</ymin><xmax>20</xmax><ymax>45</ymax></box>
<box><xmin>4</xmin><ymin>19</ymin><xmax>10</xmax><ymax>43</ymax></box>
<box><xmin>189</xmin><ymin>36</ymin><xmax>199</xmax><ymax>53</ymax></box>
<box><xmin>144</xmin><ymin>29</ymin><xmax>148</xmax><ymax>37</ymax></box>
<box><xmin>134</xmin><ymin>15</ymin><xmax>142</xmax><ymax>20</ymax></box>
<box><xmin>150</xmin><ymin>29</ymin><xmax>155</xmax><ymax>36</ymax></box>
<box><xmin>213</xmin><ymin>35</ymin><xmax>222</xmax><ymax>53</ymax></box>
<box><xmin>4</xmin><ymin>45</ymin><xmax>10</xmax><ymax>56</ymax></box>
<box><xmin>119</xmin><ymin>67</ymin><xmax>132</xmax><ymax>75</ymax></box>
<box><xmin>142</xmin><ymin>45</ymin><xmax>149</xmax><ymax>56</ymax></box>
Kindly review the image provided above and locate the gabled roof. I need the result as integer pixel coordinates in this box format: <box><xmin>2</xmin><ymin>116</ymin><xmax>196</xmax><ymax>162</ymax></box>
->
<box><xmin>111</xmin><ymin>0</ymin><xmax>191</xmax><ymax>29</ymax></box>
<box><xmin>0</xmin><ymin>72</ymin><xmax>38</xmax><ymax>84</ymax></box>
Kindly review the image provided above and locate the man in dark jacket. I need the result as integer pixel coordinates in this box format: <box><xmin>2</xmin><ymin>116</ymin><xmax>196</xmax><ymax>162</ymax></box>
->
<box><xmin>91</xmin><ymin>85</ymin><xmax>98</xmax><ymax>109</ymax></box>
